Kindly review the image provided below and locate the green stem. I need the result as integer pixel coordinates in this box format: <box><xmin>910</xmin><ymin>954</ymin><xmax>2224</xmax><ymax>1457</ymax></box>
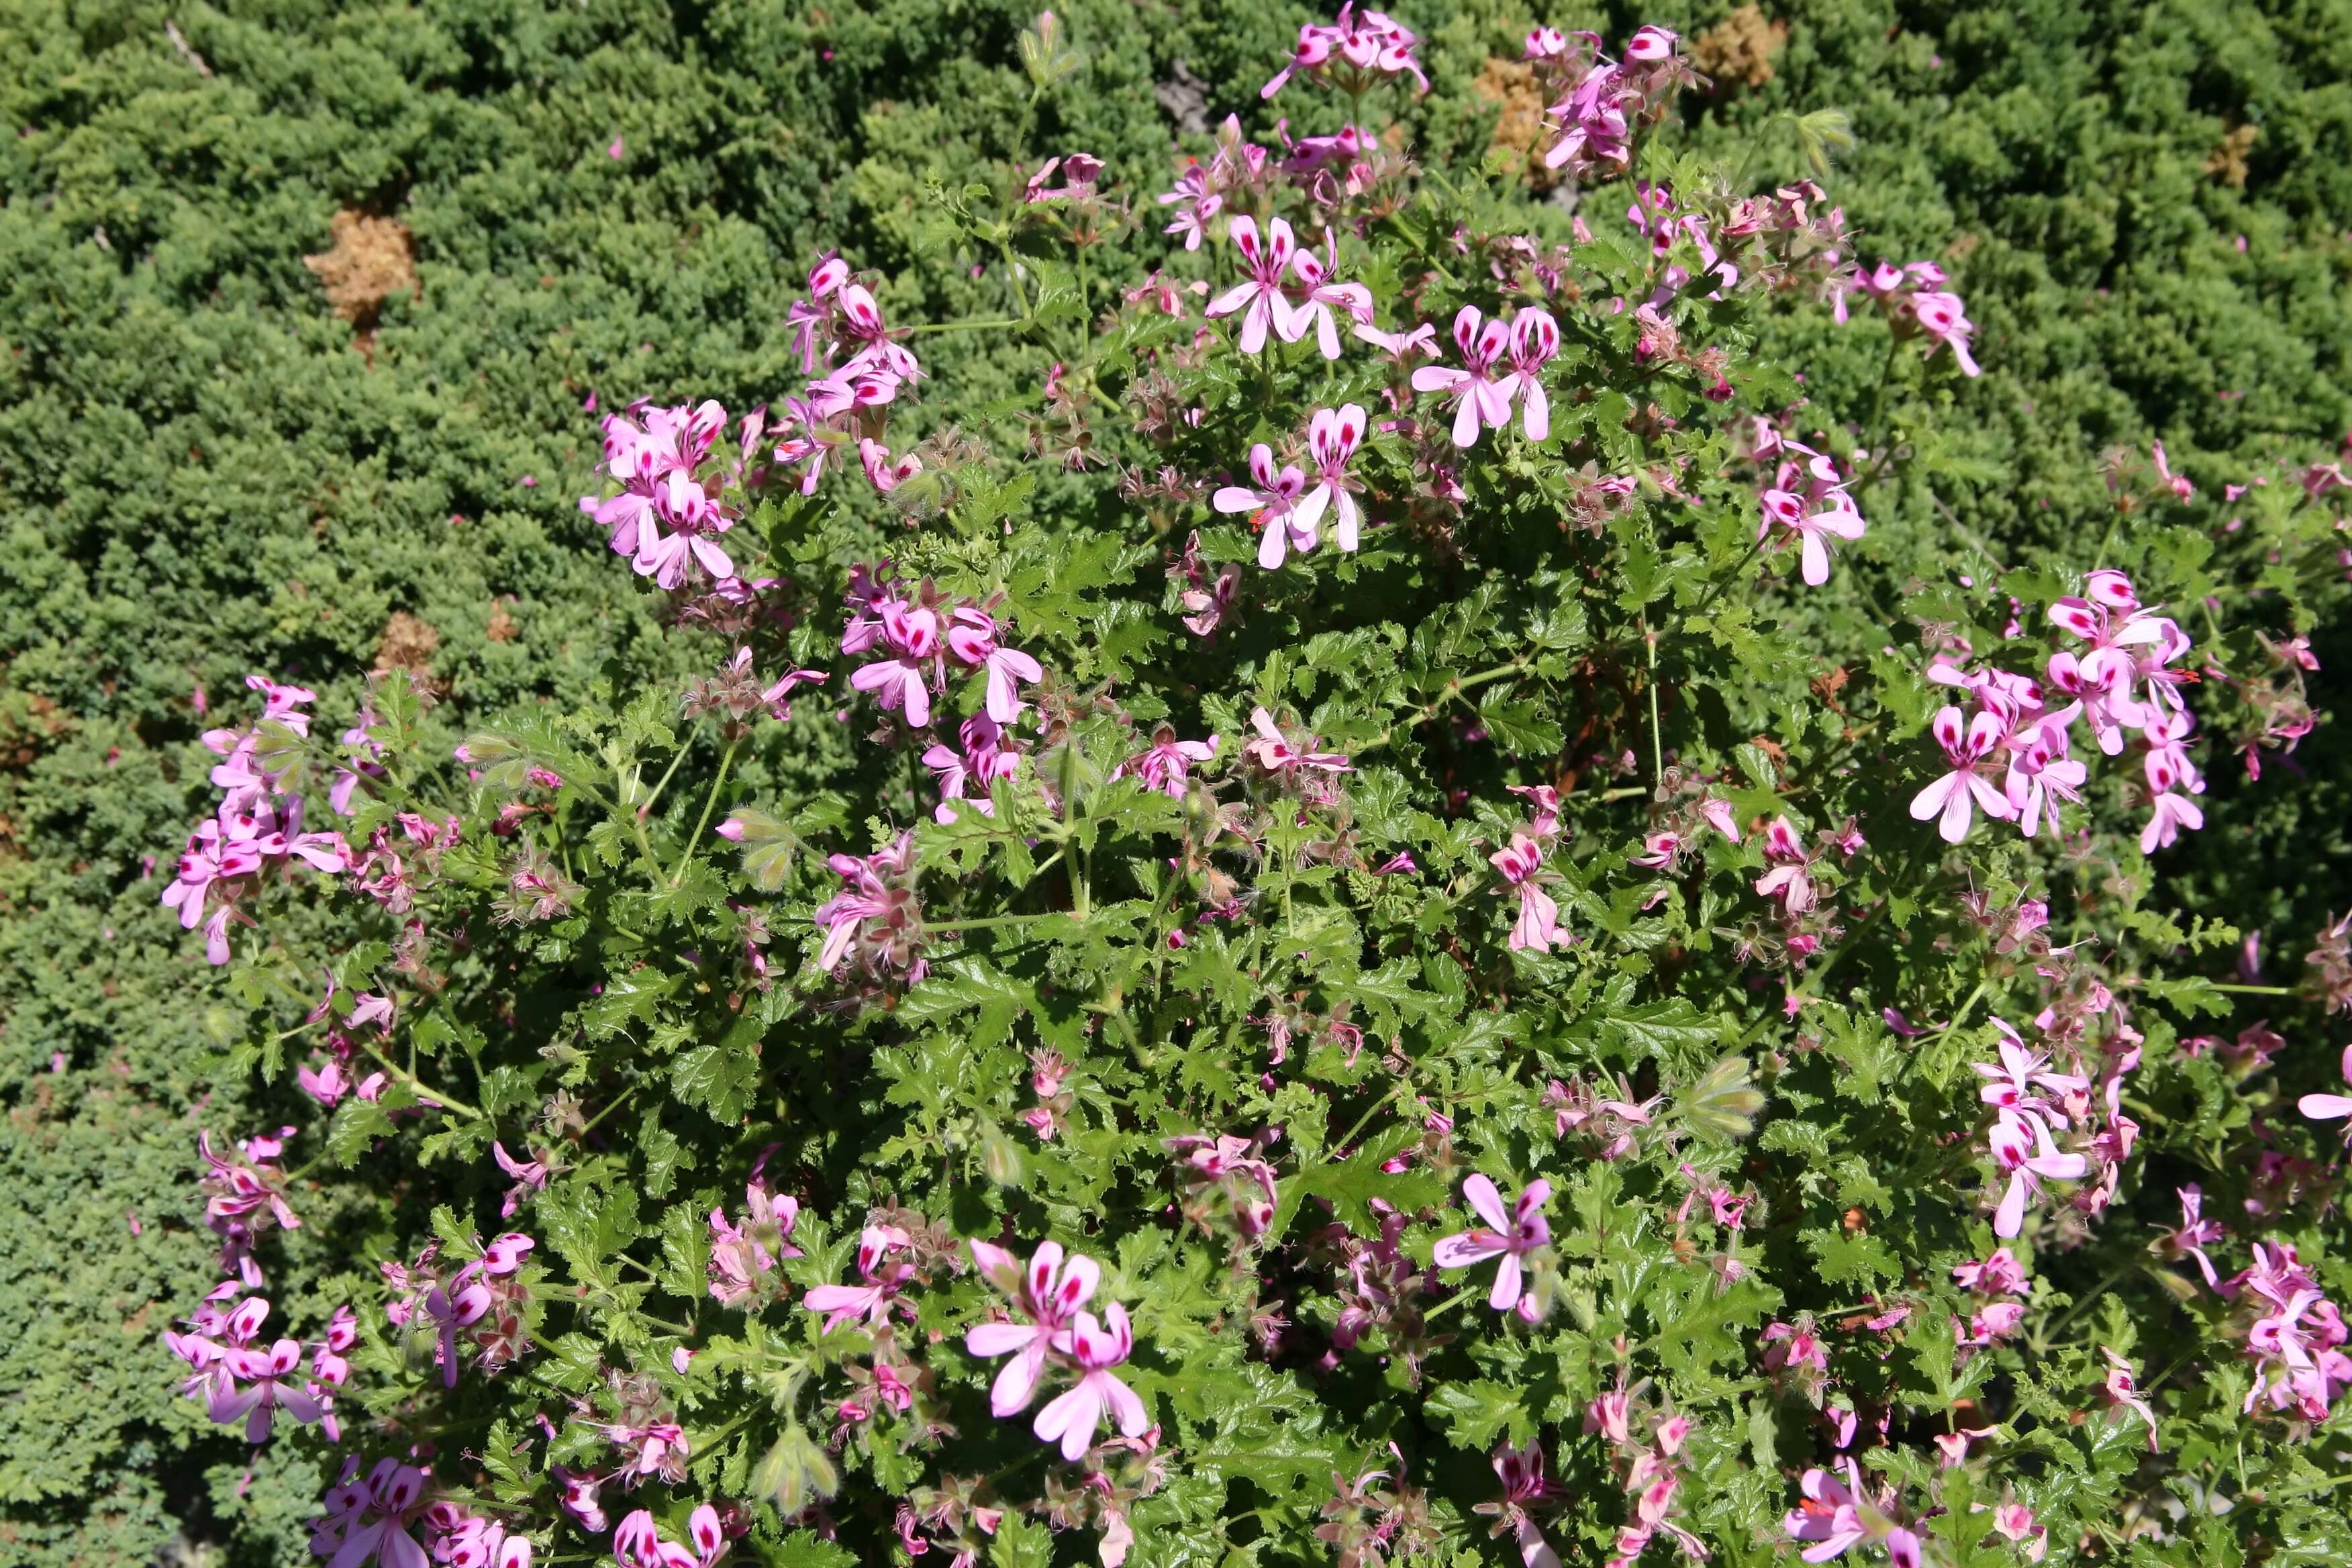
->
<box><xmin>574</xmin><ymin>1083</ymin><xmax>641</xmax><ymax>1142</ymax></box>
<box><xmin>903</xmin><ymin>317</ymin><xmax>1028</xmax><ymax>336</ymax></box>
<box><xmin>1690</xmin><ymin>537</ymin><xmax>1768</xmax><ymax>618</ymax></box>
<box><xmin>2206</xmin><ymin>983</ymin><xmax>2295</xmax><ymax>995</ymax></box>
<box><xmin>1860</xmin><ymin>333</ymin><xmax>1901</xmax><ymax>472</ymax></box>
<box><xmin>638</xmin><ymin>739</ymin><xmax>695</xmax><ymax>820</ymax></box>
<box><xmin>1644</xmin><ymin>622</ymin><xmax>1665</xmax><ymax>783</ymax></box>
<box><xmin>1420</xmin><ymin>1283</ymin><xmax>1479</xmax><ymax>1324</ymax></box>
<box><xmin>922</xmin><ymin>913</ymin><xmax>1059</xmax><ymax>934</ymax></box>
<box><xmin>1325</xmin><ymin>1081</ymin><xmax>1410</xmax><ymax>1160</ymax></box>
<box><xmin>674</xmin><ymin>736</ymin><xmax>741</xmax><ymax>885</ymax></box>
<box><xmin>994</xmin><ymin>236</ymin><xmax>1036</xmax><ymax>326</ymax></box>
<box><xmin>1422</xmin><ymin>660</ymin><xmax>1527</xmax><ymax>716</ymax></box>
<box><xmin>1057</xmin><ymin>736</ymin><xmax>1090</xmax><ymax>920</ymax></box>
<box><xmin>356</xmin><ymin>1038</ymin><xmax>481</xmax><ymax>1122</ymax></box>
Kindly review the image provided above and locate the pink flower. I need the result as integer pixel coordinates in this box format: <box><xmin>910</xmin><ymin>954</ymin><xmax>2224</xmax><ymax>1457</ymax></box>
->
<box><xmin>858</xmin><ymin>437</ymin><xmax>922</xmax><ymax>494</ymax></box>
<box><xmin>1909</xmin><ymin>291</ymin><xmax>1981</xmax><ymax>376</ymax></box>
<box><xmin>966</xmin><ymin>1239</ymin><xmax>1100</xmax><ymax>1416</ymax></box>
<box><xmin>1241</xmin><ymin>706</ymin><xmax>1351</xmax><ymax>797</ymax></box>
<box><xmin>2001</xmin><ymin>707</ymin><xmax>2086</xmax><ymax>837</ymax></box>
<box><xmin>1352</xmin><ymin>319</ymin><xmax>1437</xmax><ymax>362</ymax></box>
<box><xmin>848</xmin><ymin>654</ymin><xmax>931</xmax><ymax>726</ymax></box>
<box><xmin>490</xmin><ymin>1141</ymin><xmax>549</xmax><ymax>1220</ymax></box>
<box><xmin>1970</xmin><ymin>1028</ymin><xmax>2088</xmax><ymax>1124</ymax></box>
<box><xmin>1483</xmin><ymin>1438</ymin><xmax>1563</xmax><ymax>1568</ymax></box>
<box><xmin>924</xmin><ymin>713</ymin><xmax>1019</xmax><ymax>824</ymax></box>
<box><xmin>1489</xmin><ymin>833</ymin><xmax>1565</xmax><ymax>952</ymax></box>
<box><xmin>1987</xmin><ymin>1111</ymin><xmax>2088</xmax><ymax>1238</ymax></box>
<box><xmin>1156</xmin><ymin>163</ymin><xmax>1222</xmax><ymax>252</ymax></box>
<box><xmin>211</xmin><ymin>1332</ymin><xmax>327</xmax><ymax>1442</ymax></box>
<box><xmin>707</xmin><ymin>1177</ymin><xmax>803</xmax><ymax>1306</ymax></box>
<box><xmin>802</xmin><ymin>1224</ymin><xmax>915</xmax><ymax>1334</ymax></box>
<box><xmin>309</xmin><ymin>1458</ymin><xmax>432</xmax><ymax>1568</ymax></box>
<box><xmin>1432</xmin><ymin>1173</ymin><xmax>1551</xmax><ymax>1316</ymax></box>
<box><xmin>1781</xmin><ymin>1463</ymin><xmax>1865</xmax><ymax>1561</ymax></box>
<box><xmin>1214</xmin><ymin>442</ymin><xmax>1317</xmax><ymax>569</ymax></box>
<box><xmin>1032</xmin><ymin>1303</ymin><xmax>1150</xmax><ymax>1460</ymax></box>
<box><xmin>1908</xmin><ymin>706</ymin><xmax>2014</xmax><ymax>842</ymax></box>
<box><xmin>1204</xmin><ymin>215</ymin><xmax>1297</xmax><ymax>353</ymax></box>
<box><xmin>1994</xmin><ymin>1504</ymin><xmax>2047</xmax><ymax>1562</ymax></box>
<box><xmin>1297</xmin><ymin>403</ymin><xmax>1369</xmax><ymax>552</ymax></box>
<box><xmin>944</xmin><ymin>609</ymin><xmax>1044</xmax><ymax>724</ymax></box>
<box><xmin>1112</xmin><ymin>727</ymin><xmax>1218</xmax><ymax>799</ymax></box>
<box><xmin>613</xmin><ymin>1504</ymin><xmax>728</xmax><ymax>1568</ymax></box>
<box><xmin>1951</xmin><ymin>1247</ymin><xmax>2029</xmax><ymax>1297</ymax></box>
<box><xmin>1410</xmin><ymin>306</ymin><xmax>1516</xmax><ymax>448</ymax></box>
<box><xmin>2140</xmin><ymin>791</ymin><xmax>2205</xmax><ymax>854</ymax></box>
<box><xmin>1282</xmin><ymin>248</ymin><xmax>1375</xmax><ymax>360</ymax></box>
<box><xmin>1753</xmin><ymin>816</ymin><xmax>1816</xmax><ymax>914</ymax></box>
<box><xmin>1757</xmin><ymin>445</ymin><xmax>1867</xmax><ymax>586</ymax></box>
<box><xmin>2102</xmin><ymin>1348</ymin><xmax>2161</xmax><ymax>1447</ymax></box>
<box><xmin>2153</xmin><ymin>1185</ymin><xmax>2226</xmax><ymax>1289</ymax></box>
<box><xmin>1781</xmin><ymin>1459</ymin><xmax>1922</xmax><ymax>1566</ymax></box>
<box><xmin>812</xmin><ymin>832</ymin><xmax>923</xmax><ymax>980</ymax></box>
<box><xmin>1498</xmin><ymin>309</ymin><xmax>1559</xmax><ymax>441</ymax></box>
<box><xmin>1262</xmin><ymin>5</ymin><xmax>1429</xmax><ymax>100</ymax></box>
<box><xmin>2298</xmin><ymin>1043</ymin><xmax>2352</xmax><ymax>1144</ymax></box>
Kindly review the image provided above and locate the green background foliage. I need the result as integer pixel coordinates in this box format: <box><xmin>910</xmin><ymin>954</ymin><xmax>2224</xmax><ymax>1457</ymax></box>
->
<box><xmin>0</xmin><ymin>1</ymin><xmax>2345</xmax><ymax>1560</ymax></box>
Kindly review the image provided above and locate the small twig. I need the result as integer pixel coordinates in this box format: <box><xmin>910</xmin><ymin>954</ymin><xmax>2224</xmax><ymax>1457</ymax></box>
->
<box><xmin>165</xmin><ymin>19</ymin><xmax>213</xmax><ymax>77</ymax></box>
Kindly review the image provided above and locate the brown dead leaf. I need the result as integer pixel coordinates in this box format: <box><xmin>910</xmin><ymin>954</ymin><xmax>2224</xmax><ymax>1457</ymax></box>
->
<box><xmin>1473</xmin><ymin>56</ymin><xmax>1553</xmax><ymax>179</ymax></box>
<box><xmin>2205</xmin><ymin>123</ymin><xmax>2257</xmax><ymax>188</ymax></box>
<box><xmin>373</xmin><ymin>610</ymin><xmax>439</xmax><ymax>673</ymax></box>
<box><xmin>1693</xmin><ymin>5</ymin><xmax>1789</xmax><ymax>91</ymax></box>
<box><xmin>303</xmin><ymin>211</ymin><xmax>418</xmax><ymax>351</ymax></box>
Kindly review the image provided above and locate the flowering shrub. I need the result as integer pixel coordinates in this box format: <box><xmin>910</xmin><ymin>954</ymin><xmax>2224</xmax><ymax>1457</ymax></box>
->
<box><xmin>11</xmin><ymin>3</ymin><xmax>2352</xmax><ymax>1564</ymax></box>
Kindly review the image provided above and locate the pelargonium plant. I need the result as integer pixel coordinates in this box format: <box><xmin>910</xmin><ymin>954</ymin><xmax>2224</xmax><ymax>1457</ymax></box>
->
<box><xmin>160</xmin><ymin>12</ymin><xmax>2352</xmax><ymax>1567</ymax></box>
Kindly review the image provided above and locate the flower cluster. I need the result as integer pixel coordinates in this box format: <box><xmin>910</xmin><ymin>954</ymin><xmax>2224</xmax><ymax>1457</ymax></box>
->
<box><xmin>381</xmin><ymin>1234</ymin><xmax>538</xmax><ymax>1389</ymax></box>
<box><xmin>1748</xmin><ymin>417</ymin><xmax>1868</xmax><ymax>585</ymax></box>
<box><xmin>166</xmin><ymin>1291</ymin><xmax>350</xmax><ymax>1444</ymax></box>
<box><xmin>147</xmin><ymin>9</ymin><xmax>2352</xmax><ymax>1567</ymax></box>
<box><xmin>843</xmin><ymin>566</ymin><xmax>1043</xmax><ymax>730</ymax></box>
<box><xmin>2224</xmin><ymin>1242</ymin><xmax>2352</xmax><ymax>1422</ymax></box>
<box><xmin>1210</xmin><ymin>403</ymin><xmax>1371</xmax><ymax>568</ymax></box>
<box><xmin>162</xmin><ymin>677</ymin><xmax>350</xmax><ymax>964</ymax></box>
<box><xmin>581</xmin><ymin>400</ymin><xmax>766</xmax><ymax>593</ymax></box>
<box><xmin>1525</xmin><ymin>26</ymin><xmax>1694</xmax><ymax>180</ymax></box>
<box><xmin>1833</xmin><ymin>258</ymin><xmax>1982</xmax><ymax>377</ymax></box>
<box><xmin>1204</xmin><ymin>216</ymin><xmax>1374</xmax><ymax>360</ymax></box>
<box><xmin>1261</xmin><ymin>5</ymin><xmax>1428</xmax><ymax>101</ymax></box>
<box><xmin>1582</xmin><ymin>1386</ymin><xmax>1711</xmax><ymax>1568</ymax></box>
<box><xmin>773</xmin><ymin>254</ymin><xmax>926</xmax><ymax>496</ymax></box>
<box><xmin>1911</xmin><ymin>568</ymin><xmax>2203</xmax><ymax>848</ymax></box>
<box><xmin>965</xmin><ymin>1240</ymin><xmax>1152</xmax><ymax>1460</ymax></box>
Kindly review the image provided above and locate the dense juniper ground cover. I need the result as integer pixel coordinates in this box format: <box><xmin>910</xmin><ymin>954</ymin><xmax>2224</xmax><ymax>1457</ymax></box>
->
<box><xmin>3</xmin><ymin>2</ymin><xmax>2349</xmax><ymax>1564</ymax></box>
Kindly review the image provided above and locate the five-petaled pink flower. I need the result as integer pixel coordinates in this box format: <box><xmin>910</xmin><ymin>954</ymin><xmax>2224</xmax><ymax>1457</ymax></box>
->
<box><xmin>1283</xmin><ymin>247</ymin><xmax>1375</xmax><ymax>360</ymax></box>
<box><xmin>1112</xmin><ymin>726</ymin><xmax>1218</xmax><ymax>798</ymax></box>
<box><xmin>803</xmin><ymin>1224</ymin><xmax>916</xmax><ymax>1334</ymax></box>
<box><xmin>1204</xmin><ymin>215</ymin><xmax>1298</xmax><ymax>354</ymax></box>
<box><xmin>1032</xmin><ymin>1302</ymin><xmax>1150</xmax><ymax>1460</ymax></box>
<box><xmin>1411</xmin><ymin>306</ymin><xmax>1517</xmax><ymax>448</ymax></box>
<box><xmin>1214</xmin><ymin>442</ymin><xmax>1318</xmax><ymax>569</ymax></box>
<box><xmin>1908</xmin><ymin>705</ymin><xmax>2014</xmax><ymax>842</ymax></box>
<box><xmin>1489</xmin><ymin>832</ymin><xmax>1565</xmax><ymax>952</ymax></box>
<box><xmin>966</xmin><ymin>1239</ymin><xmax>1100</xmax><ymax>1417</ymax></box>
<box><xmin>1297</xmin><ymin>403</ymin><xmax>1369</xmax><ymax>553</ymax></box>
<box><xmin>1432</xmin><ymin>1173</ymin><xmax>1552</xmax><ymax>1316</ymax></box>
